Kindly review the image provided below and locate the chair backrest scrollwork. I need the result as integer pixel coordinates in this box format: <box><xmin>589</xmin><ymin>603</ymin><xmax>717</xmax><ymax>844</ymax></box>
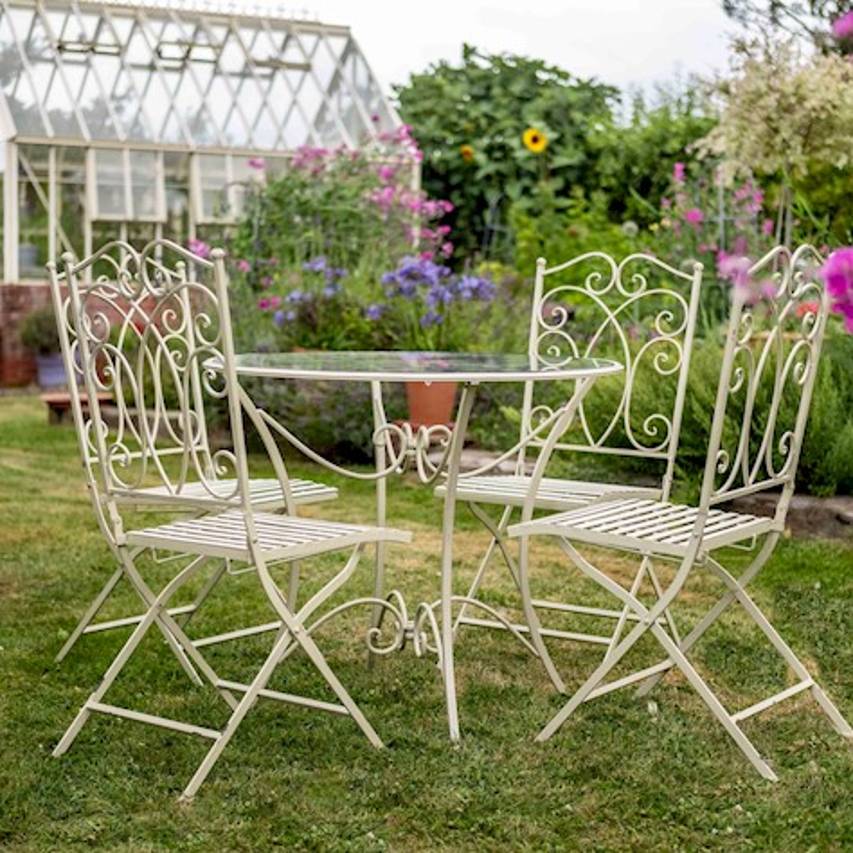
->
<box><xmin>47</xmin><ymin>239</ymin><xmax>286</xmax><ymax>547</ymax></box>
<box><xmin>699</xmin><ymin>244</ymin><xmax>829</xmax><ymax>522</ymax></box>
<box><xmin>521</xmin><ymin>252</ymin><xmax>703</xmax><ymax>499</ymax></box>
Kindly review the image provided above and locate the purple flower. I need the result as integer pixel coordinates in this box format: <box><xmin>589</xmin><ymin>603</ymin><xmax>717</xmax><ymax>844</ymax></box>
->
<box><xmin>365</xmin><ymin>303</ymin><xmax>385</xmax><ymax>321</ymax></box>
<box><xmin>236</xmin><ymin>259</ymin><xmax>251</xmax><ymax>273</ymax></box>
<box><xmin>187</xmin><ymin>238</ymin><xmax>211</xmax><ymax>259</ymax></box>
<box><xmin>832</xmin><ymin>11</ymin><xmax>853</xmax><ymax>39</ymax></box>
<box><xmin>822</xmin><ymin>248</ymin><xmax>853</xmax><ymax>332</ymax></box>
<box><xmin>455</xmin><ymin>275</ymin><xmax>496</xmax><ymax>302</ymax></box>
<box><xmin>325</xmin><ymin>266</ymin><xmax>347</xmax><ymax>283</ymax></box>
<box><xmin>273</xmin><ymin>309</ymin><xmax>296</xmax><ymax>327</ymax></box>
<box><xmin>286</xmin><ymin>289</ymin><xmax>306</xmax><ymax>304</ymax></box>
<box><xmin>420</xmin><ymin>310</ymin><xmax>444</xmax><ymax>328</ymax></box>
<box><xmin>303</xmin><ymin>256</ymin><xmax>328</xmax><ymax>273</ymax></box>
<box><xmin>323</xmin><ymin>282</ymin><xmax>342</xmax><ymax>297</ymax></box>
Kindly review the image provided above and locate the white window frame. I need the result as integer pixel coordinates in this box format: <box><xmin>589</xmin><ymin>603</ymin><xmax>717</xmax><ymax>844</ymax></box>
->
<box><xmin>86</xmin><ymin>147</ymin><xmax>166</xmax><ymax>223</ymax></box>
<box><xmin>191</xmin><ymin>152</ymin><xmax>245</xmax><ymax>225</ymax></box>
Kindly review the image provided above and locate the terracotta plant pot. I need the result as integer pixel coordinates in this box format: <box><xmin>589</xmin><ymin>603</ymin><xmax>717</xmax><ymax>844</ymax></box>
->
<box><xmin>405</xmin><ymin>381</ymin><xmax>458</xmax><ymax>428</ymax></box>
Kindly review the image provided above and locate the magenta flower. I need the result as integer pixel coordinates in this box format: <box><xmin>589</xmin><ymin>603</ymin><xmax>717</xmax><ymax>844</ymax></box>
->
<box><xmin>673</xmin><ymin>162</ymin><xmax>685</xmax><ymax>183</ymax></box>
<box><xmin>821</xmin><ymin>247</ymin><xmax>853</xmax><ymax>332</ymax></box>
<box><xmin>832</xmin><ymin>11</ymin><xmax>853</xmax><ymax>39</ymax></box>
<box><xmin>236</xmin><ymin>259</ymin><xmax>251</xmax><ymax>273</ymax></box>
<box><xmin>378</xmin><ymin>165</ymin><xmax>396</xmax><ymax>182</ymax></box>
<box><xmin>761</xmin><ymin>218</ymin><xmax>775</xmax><ymax>236</ymax></box>
<box><xmin>247</xmin><ymin>157</ymin><xmax>266</xmax><ymax>170</ymax></box>
<box><xmin>717</xmin><ymin>250</ymin><xmax>751</xmax><ymax>290</ymax></box>
<box><xmin>187</xmin><ymin>238</ymin><xmax>211</xmax><ymax>259</ymax></box>
<box><xmin>257</xmin><ymin>297</ymin><xmax>271</xmax><ymax>310</ymax></box>
<box><xmin>684</xmin><ymin>207</ymin><xmax>704</xmax><ymax>226</ymax></box>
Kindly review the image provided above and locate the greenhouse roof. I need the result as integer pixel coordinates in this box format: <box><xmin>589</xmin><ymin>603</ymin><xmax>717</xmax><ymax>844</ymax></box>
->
<box><xmin>0</xmin><ymin>0</ymin><xmax>399</xmax><ymax>150</ymax></box>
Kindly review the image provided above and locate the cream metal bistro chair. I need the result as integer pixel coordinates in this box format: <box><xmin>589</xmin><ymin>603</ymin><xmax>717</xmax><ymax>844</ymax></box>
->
<box><xmin>508</xmin><ymin>245</ymin><xmax>852</xmax><ymax>780</ymax></box>
<box><xmin>51</xmin><ymin>239</ymin><xmax>411</xmax><ymax>800</ymax></box>
<box><xmin>436</xmin><ymin>252</ymin><xmax>703</xmax><ymax>692</ymax></box>
<box><xmin>48</xmin><ymin>242</ymin><xmax>338</xmax><ymax>663</ymax></box>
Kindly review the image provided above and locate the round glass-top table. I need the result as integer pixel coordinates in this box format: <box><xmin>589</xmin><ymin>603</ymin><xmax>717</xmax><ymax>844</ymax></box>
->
<box><xmin>229</xmin><ymin>350</ymin><xmax>623</xmax><ymax>741</ymax></box>
<box><xmin>227</xmin><ymin>350</ymin><xmax>620</xmax><ymax>383</ymax></box>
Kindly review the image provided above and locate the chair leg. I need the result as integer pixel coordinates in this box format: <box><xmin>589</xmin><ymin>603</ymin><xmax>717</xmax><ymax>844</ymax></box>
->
<box><xmin>54</xmin><ymin>554</ymin><xmax>219</xmax><ymax>758</ymax></box>
<box><xmin>55</xmin><ymin>566</ymin><xmax>124</xmax><ymax>663</ymax></box>
<box><xmin>175</xmin><ymin>560</ymin><xmax>229</xmax><ymax>630</ymax></box>
<box><xmin>649</xmin><ymin>622</ymin><xmax>778</xmax><ymax>781</ymax></box>
<box><xmin>706</xmin><ymin>558</ymin><xmax>852</xmax><ymax>739</ymax></box>
<box><xmin>182</xmin><ymin>551</ymin><xmax>384</xmax><ymax>801</ymax></box>
<box><xmin>452</xmin><ymin>504</ymin><xmax>513</xmax><ymax>635</ymax></box>
<box><xmin>635</xmin><ymin>538</ymin><xmax>777</xmax><ymax>699</ymax></box>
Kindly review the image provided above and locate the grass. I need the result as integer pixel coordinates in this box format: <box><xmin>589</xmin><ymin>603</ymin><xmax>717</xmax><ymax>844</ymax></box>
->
<box><xmin>0</xmin><ymin>394</ymin><xmax>851</xmax><ymax>851</ymax></box>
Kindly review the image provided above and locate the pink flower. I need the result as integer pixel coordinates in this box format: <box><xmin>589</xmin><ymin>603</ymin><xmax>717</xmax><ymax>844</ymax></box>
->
<box><xmin>257</xmin><ymin>297</ymin><xmax>271</xmax><ymax>310</ymax></box>
<box><xmin>821</xmin><ymin>247</ymin><xmax>853</xmax><ymax>332</ymax></box>
<box><xmin>440</xmin><ymin>241</ymin><xmax>454</xmax><ymax>258</ymax></box>
<box><xmin>378</xmin><ymin>165</ymin><xmax>396</xmax><ymax>182</ymax></box>
<box><xmin>236</xmin><ymin>259</ymin><xmax>251</xmax><ymax>273</ymax></box>
<box><xmin>761</xmin><ymin>218</ymin><xmax>775</xmax><ymax>236</ymax></box>
<box><xmin>717</xmin><ymin>250</ymin><xmax>751</xmax><ymax>289</ymax></box>
<box><xmin>732</xmin><ymin>236</ymin><xmax>748</xmax><ymax>255</ymax></box>
<box><xmin>673</xmin><ymin>162</ymin><xmax>685</xmax><ymax>183</ymax></box>
<box><xmin>832</xmin><ymin>11</ymin><xmax>853</xmax><ymax>39</ymax></box>
<box><xmin>187</xmin><ymin>238</ymin><xmax>211</xmax><ymax>259</ymax></box>
<box><xmin>247</xmin><ymin>157</ymin><xmax>266</xmax><ymax>170</ymax></box>
<box><xmin>684</xmin><ymin>207</ymin><xmax>704</xmax><ymax>226</ymax></box>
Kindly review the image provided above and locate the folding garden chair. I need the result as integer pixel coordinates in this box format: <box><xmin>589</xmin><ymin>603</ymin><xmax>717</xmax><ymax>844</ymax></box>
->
<box><xmin>435</xmin><ymin>252</ymin><xmax>703</xmax><ymax>693</ymax></box>
<box><xmin>47</xmin><ymin>242</ymin><xmax>338</xmax><ymax>664</ymax></box>
<box><xmin>51</xmin><ymin>239</ymin><xmax>411</xmax><ymax>800</ymax></box>
<box><xmin>508</xmin><ymin>244</ymin><xmax>851</xmax><ymax>779</ymax></box>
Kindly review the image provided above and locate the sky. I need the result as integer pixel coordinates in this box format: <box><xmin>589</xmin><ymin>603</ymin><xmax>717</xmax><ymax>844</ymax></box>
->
<box><xmin>258</xmin><ymin>0</ymin><xmax>736</xmax><ymax>97</ymax></box>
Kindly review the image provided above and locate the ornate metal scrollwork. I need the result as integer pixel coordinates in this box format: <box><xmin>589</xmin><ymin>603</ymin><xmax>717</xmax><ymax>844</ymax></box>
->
<box><xmin>62</xmin><ymin>239</ymin><xmax>238</xmax><ymax>503</ymax></box>
<box><xmin>526</xmin><ymin>252</ymin><xmax>698</xmax><ymax>460</ymax></box>
<box><xmin>710</xmin><ymin>244</ymin><xmax>828</xmax><ymax>502</ymax></box>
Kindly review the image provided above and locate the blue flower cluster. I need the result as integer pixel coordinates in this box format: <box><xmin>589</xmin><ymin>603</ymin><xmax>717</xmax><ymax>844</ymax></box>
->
<box><xmin>371</xmin><ymin>255</ymin><xmax>496</xmax><ymax>326</ymax></box>
<box><xmin>302</xmin><ymin>256</ymin><xmax>347</xmax><ymax>298</ymax></box>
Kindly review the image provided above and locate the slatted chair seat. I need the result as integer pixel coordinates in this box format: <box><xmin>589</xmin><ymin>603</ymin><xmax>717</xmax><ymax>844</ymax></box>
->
<box><xmin>510</xmin><ymin>498</ymin><xmax>773</xmax><ymax>558</ymax></box>
<box><xmin>121</xmin><ymin>477</ymin><xmax>338</xmax><ymax>509</ymax></box>
<box><xmin>127</xmin><ymin>509</ymin><xmax>411</xmax><ymax>562</ymax></box>
<box><xmin>436</xmin><ymin>475</ymin><xmax>660</xmax><ymax>511</ymax></box>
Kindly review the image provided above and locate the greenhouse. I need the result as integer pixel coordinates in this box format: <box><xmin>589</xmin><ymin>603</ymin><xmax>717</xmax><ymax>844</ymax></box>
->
<box><xmin>0</xmin><ymin>0</ymin><xmax>400</xmax><ymax>282</ymax></box>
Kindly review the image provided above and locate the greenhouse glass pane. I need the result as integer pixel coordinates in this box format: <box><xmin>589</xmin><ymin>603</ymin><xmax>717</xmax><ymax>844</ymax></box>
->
<box><xmin>94</xmin><ymin>148</ymin><xmax>125</xmax><ymax>218</ymax></box>
<box><xmin>129</xmin><ymin>150</ymin><xmax>161</xmax><ymax>220</ymax></box>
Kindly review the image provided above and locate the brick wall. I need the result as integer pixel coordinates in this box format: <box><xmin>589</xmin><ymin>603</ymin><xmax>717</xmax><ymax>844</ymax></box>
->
<box><xmin>0</xmin><ymin>282</ymin><xmax>52</xmax><ymax>386</ymax></box>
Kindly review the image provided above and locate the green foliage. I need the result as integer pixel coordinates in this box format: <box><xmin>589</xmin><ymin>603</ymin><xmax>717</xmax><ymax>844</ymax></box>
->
<box><xmin>19</xmin><ymin>306</ymin><xmax>59</xmax><ymax>355</ymax></box>
<box><xmin>591</xmin><ymin>83</ymin><xmax>716</xmax><ymax>226</ymax></box>
<box><xmin>510</xmin><ymin>185</ymin><xmax>641</xmax><ymax>274</ymax></box>
<box><xmin>395</xmin><ymin>44</ymin><xmax>617</xmax><ymax>258</ymax></box>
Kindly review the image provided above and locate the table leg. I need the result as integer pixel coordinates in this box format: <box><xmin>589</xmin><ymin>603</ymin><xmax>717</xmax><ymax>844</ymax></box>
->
<box><xmin>439</xmin><ymin>382</ymin><xmax>478</xmax><ymax>741</ymax></box>
<box><xmin>369</xmin><ymin>381</ymin><xmax>388</xmax><ymax>667</ymax></box>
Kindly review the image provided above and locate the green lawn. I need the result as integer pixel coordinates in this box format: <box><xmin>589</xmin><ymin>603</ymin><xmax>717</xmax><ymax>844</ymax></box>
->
<box><xmin>1</xmin><ymin>395</ymin><xmax>851</xmax><ymax>851</ymax></box>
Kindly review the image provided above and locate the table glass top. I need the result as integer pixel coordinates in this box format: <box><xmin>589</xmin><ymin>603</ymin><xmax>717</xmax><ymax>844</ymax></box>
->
<box><xmin>225</xmin><ymin>351</ymin><xmax>622</xmax><ymax>382</ymax></box>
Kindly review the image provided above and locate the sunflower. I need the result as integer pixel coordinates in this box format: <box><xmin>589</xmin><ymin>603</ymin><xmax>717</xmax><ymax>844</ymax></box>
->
<box><xmin>459</xmin><ymin>143</ymin><xmax>475</xmax><ymax>163</ymax></box>
<box><xmin>522</xmin><ymin>127</ymin><xmax>547</xmax><ymax>154</ymax></box>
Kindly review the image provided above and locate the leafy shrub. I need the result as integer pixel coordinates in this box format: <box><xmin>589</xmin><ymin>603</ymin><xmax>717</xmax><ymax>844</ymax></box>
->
<box><xmin>19</xmin><ymin>307</ymin><xmax>59</xmax><ymax>355</ymax></box>
<box><xmin>396</xmin><ymin>44</ymin><xmax>617</xmax><ymax>259</ymax></box>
